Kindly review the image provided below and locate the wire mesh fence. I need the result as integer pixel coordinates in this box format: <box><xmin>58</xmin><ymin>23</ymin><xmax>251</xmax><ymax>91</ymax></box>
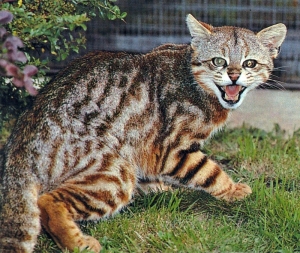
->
<box><xmin>80</xmin><ymin>1</ymin><xmax>300</xmax><ymax>85</ymax></box>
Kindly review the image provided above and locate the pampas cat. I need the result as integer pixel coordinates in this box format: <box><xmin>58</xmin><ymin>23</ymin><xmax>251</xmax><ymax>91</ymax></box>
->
<box><xmin>0</xmin><ymin>14</ymin><xmax>286</xmax><ymax>252</ymax></box>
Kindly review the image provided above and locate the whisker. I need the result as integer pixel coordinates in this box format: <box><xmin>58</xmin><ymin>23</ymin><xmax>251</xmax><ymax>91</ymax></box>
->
<box><xmin>261</xmin><ymin>79</ymin><xmax>287</xmax><ymax>91</ymax></box>
<box><xmin>272</xmin><ymin>66</ymin><xmax>288</xmax><ymax>72</ymax></box>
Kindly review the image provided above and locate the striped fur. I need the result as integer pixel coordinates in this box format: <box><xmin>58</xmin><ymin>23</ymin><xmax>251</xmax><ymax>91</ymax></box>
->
<box><xmin>0</xmin><ymin>15</ymin><xmax>286</xmax><ymax>253</ymax></box>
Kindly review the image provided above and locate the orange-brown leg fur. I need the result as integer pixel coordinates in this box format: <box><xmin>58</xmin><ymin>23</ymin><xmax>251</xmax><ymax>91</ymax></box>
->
<box><xmin>163</xmin><ymin>150</ymin><xmax>252</xmax><ymax>201</ymax></box>
<box><xmin>188</xmin><ymin>153</ymin><xmax>252</xmax><ymax>201</ymax></box>
<box><xmin>38</xmin><ymin>193</ymin><xmax>101</xmax><ymax>253</ymax></box>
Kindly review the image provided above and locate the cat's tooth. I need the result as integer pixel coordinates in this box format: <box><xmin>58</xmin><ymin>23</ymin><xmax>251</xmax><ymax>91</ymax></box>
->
<box><xmin>224</xmin><ymin>93</ymin><xmax>239</xmax><ymax>101</ymax></box>
<box><xmin>225</xmin><ymin>94</ymin><xmax>231</xmax><ymax>101</ymax></box>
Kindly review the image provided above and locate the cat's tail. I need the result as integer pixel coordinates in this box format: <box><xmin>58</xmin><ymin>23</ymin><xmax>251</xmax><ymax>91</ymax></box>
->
<box><xmin>0</xmin><ymin>153</ymin><xmax>41</xmax><ymax>253</ymax></box>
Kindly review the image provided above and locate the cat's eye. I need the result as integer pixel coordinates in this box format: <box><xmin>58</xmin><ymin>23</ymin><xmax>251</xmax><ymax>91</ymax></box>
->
<box><xmin>212</xmin><ymin>57</ymin><xmax>227</xmax><ymax>67</ymax></box>
<box><xmin>243</xmin><ymin>59</ymin><xmax>257</xmax><ymax>68</ymax></box>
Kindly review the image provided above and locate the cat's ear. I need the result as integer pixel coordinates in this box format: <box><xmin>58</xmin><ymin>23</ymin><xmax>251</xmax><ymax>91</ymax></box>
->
<box><xmin>186</xmin><ymin>14</ymin><xmax>212</xmax><ymax>48</ymax></box>
<box><xmin>257</xmin><ymin>23</ymin><xmax>287</xmax><ymax>59</ymax></box>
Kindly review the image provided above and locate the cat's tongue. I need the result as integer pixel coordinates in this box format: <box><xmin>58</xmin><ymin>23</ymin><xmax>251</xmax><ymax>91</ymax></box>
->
<box><xmin>224</xmin><ymin>85</ymin><xmax>242</xmax><ymax>101</ymax></box>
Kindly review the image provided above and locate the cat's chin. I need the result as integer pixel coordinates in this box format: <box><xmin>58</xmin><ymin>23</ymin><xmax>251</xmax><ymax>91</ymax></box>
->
<box><xmin>220</xmin><ymin>99</ymin><xmax>243</xmax><ymax>110</ymax></box>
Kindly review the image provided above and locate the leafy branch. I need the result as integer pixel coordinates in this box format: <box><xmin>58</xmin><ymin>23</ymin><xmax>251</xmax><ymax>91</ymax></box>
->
<box><xmin>71</xmin><ymin>0</ymin><xmax>127</xmax><ymax>21</ymax></box>
<box><xmin>0</xmin><ymin>0</ymin><xmax>127</xmax><ymax>130</ymax></box>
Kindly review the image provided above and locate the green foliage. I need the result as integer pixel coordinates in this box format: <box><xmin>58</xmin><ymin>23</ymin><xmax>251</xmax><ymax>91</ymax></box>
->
<box><xmin>0</xmin><ymin>0</ymin><xmax>127</xmax><ymax>131</ymax></box>
<box><xmin>73</xmin><ymin>0</ymin><xmax>127</xmax><ymax>20</ymax></box>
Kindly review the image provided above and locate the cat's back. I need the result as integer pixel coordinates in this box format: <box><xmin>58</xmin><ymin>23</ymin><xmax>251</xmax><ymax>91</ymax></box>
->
<box><xmin>4</xmin><ymin>46</ymin><xmax>193</xmax><ymax>188</ymax></box>
<box><xmin>33</xmin><ymin>45</ymin><xmax>191</xmax><ymax>116</ymax></box>
<box><xmin>13</xmin><ymin>45</ymin><xmax>192</xmax><ymax>135</ymax></box>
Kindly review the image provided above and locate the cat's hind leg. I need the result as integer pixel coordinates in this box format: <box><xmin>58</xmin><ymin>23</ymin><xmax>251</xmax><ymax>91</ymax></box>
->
<box><xmin>38</xmin><ymin>168</ymin><xmax>135</xmax><ymax>252</ymax></box>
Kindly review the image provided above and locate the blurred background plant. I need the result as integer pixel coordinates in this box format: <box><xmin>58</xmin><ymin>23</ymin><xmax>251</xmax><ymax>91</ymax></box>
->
<box><xmin>0</xmin><ymin>0</ymin><xmax>126</xmax><ymax>142</ymax></box>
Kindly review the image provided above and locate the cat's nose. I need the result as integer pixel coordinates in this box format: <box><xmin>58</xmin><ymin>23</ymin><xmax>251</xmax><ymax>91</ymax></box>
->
<box><xmin>228</xmin><ymin>72</ymin><xmax>240</xmax><ymax>81</ymax></box>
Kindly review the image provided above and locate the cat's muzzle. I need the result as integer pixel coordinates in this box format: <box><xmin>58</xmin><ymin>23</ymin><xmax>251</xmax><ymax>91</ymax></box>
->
<box><xmin>216</xmin><ymin>84</ymin><xmax>246</xmax><ymax>104</ymax></box>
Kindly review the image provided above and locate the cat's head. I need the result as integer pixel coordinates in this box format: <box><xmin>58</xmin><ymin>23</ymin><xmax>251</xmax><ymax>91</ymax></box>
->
<box><xmin>186</xmin><ymin>14</ymin><xmax>286</xmax><ymax>109</ymax></box>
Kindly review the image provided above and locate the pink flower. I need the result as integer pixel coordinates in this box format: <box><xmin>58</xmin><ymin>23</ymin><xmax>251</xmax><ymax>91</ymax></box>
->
<box><xmin>12</xmin><ymin>65</ymin><xmax>38</xmax><ymax>96</ymax></box>
<box><xmin>0</xmin><ymin>11</ymin><xmax>13</xmax><ymax>24</ymax></box>
<box><xmin>0</xmin><ymin>59</ymin><xmax>38</xmax><ymax>96</ymax></box>
<box><xmin>0</xmin><ymin>10</ymin><xmax>38</xmax><ymax>96</ymax></box>
<box><xmin>0</xmin><ymin>27</ymin><xmax>7</xmax><ymax>38</ymax></box>
<box><xmin>0</xmin><ymin>59</ymin><xmax>20</xmax><ymax>76</ymax></box>
<box><xmin>3</xmin><ymin>36</ymin><xmax>27</xmax><ymax>63</ymax></box>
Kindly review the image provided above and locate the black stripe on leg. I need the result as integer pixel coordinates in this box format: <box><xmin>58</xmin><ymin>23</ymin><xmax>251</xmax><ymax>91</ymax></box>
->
<box><xmin>179</xmin><ymin>156</ymin><xmax>208</xmax><ymax>184</ymax></box>
<box><xmin>59</xmin><ymin>188</ymin><xmax>107</xmax><ymax>218</ymax></box>
<box><xmin>166</xmin><ymin>143</ymin><xmax>201</xmax><ymax>177</ymax></box>
<box><xmin>198</xmin><ymin>166</ymin><xmax>221</xmax><ymax>188</ymax></box>
<box><xmin>57</xmin><ymin>189</ymin><xmax>91</xmax><ymax>219</ymax></box>
<box><xmin>167</xmin><ymin>152</ymin><xmax>188</xmax><ymax>177</ymax></box>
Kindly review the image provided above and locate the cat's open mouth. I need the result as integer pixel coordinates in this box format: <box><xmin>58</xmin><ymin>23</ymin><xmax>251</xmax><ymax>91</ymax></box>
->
<box><xmin>216</xmin><ymin>85</ymin><xmax>246</xmax><ymax>104</ymax></box>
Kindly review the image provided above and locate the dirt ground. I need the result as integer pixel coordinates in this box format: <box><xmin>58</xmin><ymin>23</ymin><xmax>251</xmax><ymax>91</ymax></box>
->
<box><xmin>227</xmin><ymin>89</ymin><xmax>300</xmax><ymax>135</ymax></box>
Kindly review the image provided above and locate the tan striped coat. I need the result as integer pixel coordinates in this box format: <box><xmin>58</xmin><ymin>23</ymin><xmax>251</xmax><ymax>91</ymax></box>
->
<box><xmin>0</xmin><ymin>14</ymin><xmax>286</xmax><ymax>253</ymax></box>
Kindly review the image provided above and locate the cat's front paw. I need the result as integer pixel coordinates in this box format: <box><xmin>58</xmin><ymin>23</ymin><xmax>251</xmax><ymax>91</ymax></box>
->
<box><xmin>222</xmin><ymin>183</ymin><xmax>252</xmax><ymax>202</ymax></box>
<box><xmin>77</xmin><ymin>235</ymin><xmax>101</xmax><ymax>253</ymax></box>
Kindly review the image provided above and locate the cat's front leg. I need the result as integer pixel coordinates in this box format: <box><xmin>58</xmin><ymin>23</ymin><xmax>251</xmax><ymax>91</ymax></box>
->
<box><xmin>163</xmin><ymin>150</ymin><xmax>251</xmax><ymax>201</ymax></box>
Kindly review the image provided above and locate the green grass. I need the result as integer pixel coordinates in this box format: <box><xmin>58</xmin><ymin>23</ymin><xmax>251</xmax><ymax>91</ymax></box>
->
<box><xmin>35</xmin><ymin>125</ymin><xmax>300</xmax><ymax>253</ymax></box>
